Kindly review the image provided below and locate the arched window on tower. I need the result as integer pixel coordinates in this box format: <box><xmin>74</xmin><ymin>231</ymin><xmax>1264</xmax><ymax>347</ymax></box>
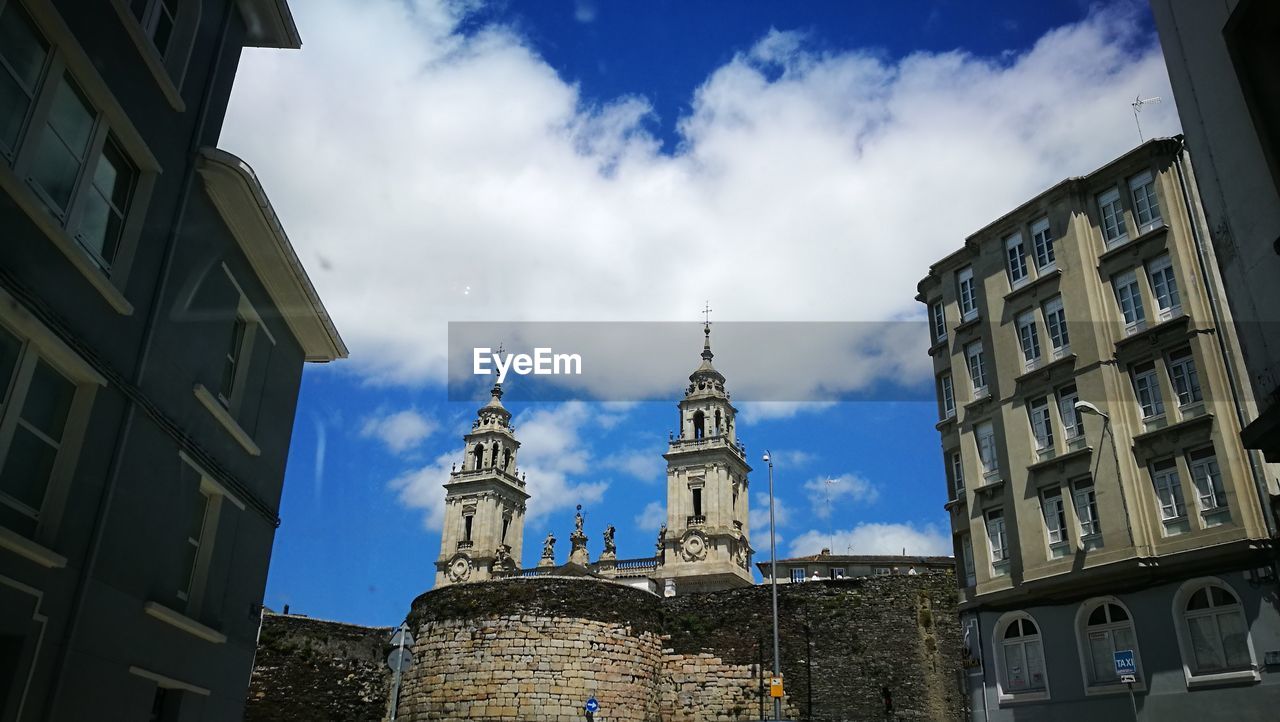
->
<box><xmin>472</xmin><ymin>443</ymin><xmax>485</xmax><ymax>470</ymax></box>
<box><xmin>503</xmin><ymin>448</ymin><xmax>512</xmax><ymax>471</ymax></box>
<box><xmin>714</xmin><ymin>409</ymin><xmax>722</xmax><ymax>435</ymax></box>
<box><xmin>693</xmin><ymin>410</ymin><xmax>705</xmax><ymax>440</ymax></box>
<box><xmin>490</xmin><ymin>444</ymin><xmax>501</xmax><ymax>468</ymax></box>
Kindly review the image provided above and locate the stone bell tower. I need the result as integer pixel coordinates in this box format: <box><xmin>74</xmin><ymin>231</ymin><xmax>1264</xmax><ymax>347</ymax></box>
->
<box><xmin>435</xmin><ymin>383</ymin><xmax>529</xmax><ymax>587</ymax></box>
<box><xmin>656</xmin><ymin>324</ymin><xmax>753</xmax><ymax>592</ymax></box>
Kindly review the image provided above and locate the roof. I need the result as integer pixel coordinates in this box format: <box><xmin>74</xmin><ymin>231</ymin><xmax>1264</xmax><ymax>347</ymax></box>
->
<box><xmin>757</xmin><ymin>554</ymin><xmax>955</xmax><ymax>571</ymax></box>
<box><xmin>238</xmin><ymin>0</ymin><xmax>302</xmax><ymax>49</ymax></box>
<box><xmin>197</xmin><ymin>148</ymin><xmax>348</xmax><ymax>362</ymax></box>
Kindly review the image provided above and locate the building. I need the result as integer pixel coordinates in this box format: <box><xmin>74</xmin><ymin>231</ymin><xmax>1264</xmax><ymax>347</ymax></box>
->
<box><xmin>1149</xmin><ymin>1</ymin><xmax>1280</xmax><ymax>467</ymax></box>
<box><xmin>435</xmin><ymin>324</ymin><xmax>753</xmax><ymax>595</ymax></box>
<box><xmin>917</xmin><ymin>138</ymin><xmax>1280</xmax><ymax>718</ymax></box>
<box><xmin>0</xmin><ymin>1</ymin><xmax>345</xmax><ymax>719</ymax></box>
<box><xmin>757</xmin><ymin>550</ymin><xmax>954</xmax><ymax>584</ymax></box>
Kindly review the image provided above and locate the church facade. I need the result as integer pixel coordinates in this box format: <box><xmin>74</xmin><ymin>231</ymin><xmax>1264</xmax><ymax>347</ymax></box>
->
<box><xmin>434</xmin><ymin>325</ymin><xmax>754</xmax><ymax>594</ymax></box>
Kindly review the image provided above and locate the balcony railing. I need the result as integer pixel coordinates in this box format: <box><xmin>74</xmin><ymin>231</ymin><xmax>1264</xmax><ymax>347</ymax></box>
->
<box><xmin>668</xmin><ymin>435</ymin><xmax>747</xmax><ymax>461</ymax></box>
<box><xmin>687</xmin><ymin>515</ymin><xmax>706</xmax><ymax>527</ymax></box>
<box><xmin>612</xmin><ymin>557</ymin><xmax>659</xmax><ymax>575</ymax></box>
<box><xmin>456</xmin><ymin>540</ymin><xmax>474</xmax><ymax>550</ymax></box>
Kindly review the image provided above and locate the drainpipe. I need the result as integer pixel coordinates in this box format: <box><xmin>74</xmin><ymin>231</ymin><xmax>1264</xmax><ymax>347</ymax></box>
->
<box><xmin>1171</xmin><ymin>138</ymin><xmax>1277</xmax><ymax>538</ymax></box>
<box><xmin>41</xmin><ymin>2</ymin><xmax>240</xmax><ymax>717</ymax></box>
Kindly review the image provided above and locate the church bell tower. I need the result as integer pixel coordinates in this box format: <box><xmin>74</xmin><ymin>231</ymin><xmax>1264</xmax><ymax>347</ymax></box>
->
<box><xmin>435</xmin><ymin>383</ymin><xmax>529</xmax><ymax>587</ymax></box>
<box><xmin>656</xmin><ymin>324</ymin><xmax>753</xmax><ymax>592</ymax></box>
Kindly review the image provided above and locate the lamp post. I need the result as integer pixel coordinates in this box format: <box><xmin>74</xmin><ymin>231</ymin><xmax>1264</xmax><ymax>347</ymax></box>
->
<box><xmin>1074</xmin><ymin>401</ymin><xmax>1135</xmax><ymax>547</ymax></box>
<box><xmin>763</xmin><ymin>450</ymin><xmax>782</xmax><ymax>721</ymax></box>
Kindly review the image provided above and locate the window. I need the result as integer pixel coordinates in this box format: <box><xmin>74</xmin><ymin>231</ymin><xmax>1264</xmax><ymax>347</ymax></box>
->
<box><xmin>1031</xmin><ymin>217</ymin><xmax>1055</xmax><ymax>270</ymax></box>
<box><xmin>0</xmin><ymin>3</ymin><xmax>142</xmax><ymax>276</ymax></box>
<box><xmin>965</xmin><ymin>341</ymin><xmax>987</xmax><ymax>396</ymax></box>
<box><xmin>1016</xmin><ymin>310</ymin><xmax>1041</xmax><ymax>370</ymax></box>
<box><xmin>132</xmin><ymin>0</ymin><xmax>181</xmax><ymax>57</ymax></box>
<box><xmin>930</xmin><ymin>301</ymin><xmax>946</xmax><ymax>343</ymax></box>
<box><xmin>986</xmin><ymin>509</ymin><xmax>1008</xmax><ymax>567</ymax></box>
<box><xmin>997</xmin><ymin>615</ymin><xmax>1047</xmax><ymax>697</ymax></box>
<box><xmin>1188</xmin><ymin>448</ymin><xmax>1227</xmax><ymax>513</ymax></box>
<box><xmin>949</xmin><ymin>450</ymin><xmax>965</xmax><ymax>500</ymax></box>
<box><xmin>1042</xmin><ymin>490</ymin><xmax>1068</xmax><ymax>550</ymax></box>
<box><xmin>957</xmin><ymin>266</ymin><xmax>977</xmax><ymax>322</ymax></box>
<box><xmin>1147</xmin><ymin>254</ymin><xmax>1181</xmax><ymax>320</ymax></box>
<box><xmin>1006</xmin><ymin>232</ymin><xmax>1029</xmax><ymax>287</ymax></box>
<box><xmin>976</xmin><ymin>421</ymin><xmax>998</xmax><ymax>477</ymax></box>
<box><xmin>1129</xmin><ymin>171</ymin><xmax>1161</xmax><ymax>233</ymax></box>
<box><xmin>939</xmin><ymin>373</ymin><xmax>955</xmax><ymax>420</ymax></box>
<box><xmin>790</xmin><ymin>568</ymin><xmax>806</xmax><ymax>583</ymax></box>
<box><xmin>873</xmin><ymin>566</ymin><xmax>891</xmax><ymax>576</ymax></box>
<box><xmin>463</xmin><ymin>512</ymin><xmax>473</xmax><ymax>542</ymax></box>
<box><xmin>829</xmin><ymin>568</ymin><xmax>845</xmax><ymax>579</ymax></box>
<box><xmin>1029</xmin><ymin>397</ymin><xmax>1054</xmax><ymax>452</ymax></box>
<box><xmin>1151</xmin><ymin>458</ymin><xmax>1185</xmax><ymax>521</ymax></box>
<box><xmin>0</xmin><ymin>323</ymin><xmax>80</xmax><ymax>538</ymax></box>
<box><xmin>692</xmin><ymin>487</ymin><xmax>702</xmax><ymax>517</ymax></box>
<box><xmin>173</xmin><ymin>453</ymin><xmax>240</xmax><ymax>617</ymax></box>
<box><xmin>1168</xmin><ymin>347</ymin><xmax>1202</xmax><ymax>406</ymax></box>
<box><xmin>960</xmin><ymin>534</ymin><xmax>975</xmax><ymax>587</ymax></box>
<box><xmin>218</xmin><ymin>318</ymin><xmax>247</xmax><ymax>408</ymax></box>
<box><xmin>1074</xmin><ymin>479</ymin><xmax>1100</xmax><ymax>538</ymax></box>
<box><xmin>1080</xmin><ymin>601</ymin><xmax>1140</xmax><ymax>687</ymax></box>
<box><xmin>1098</xmin><ymin>187</ymin><xmax>1128</xmax><ymax>246</ymax></box>
<box><xmin>1113</xmin><ymin>270</ymin><xmax>1146</xmax><ymax>336</ymax></box>
<box><xmin>1132</xmin><ymin>361</ymin><xmax>1165</xmax><ymax>419</ymax></box>
<box><xmin>149</xmin><ymin>685</ymin><xmax>181</xmax><ymax>722</ymax></box>
<box><xmin>1057</xmin><ymin>384</ymin><xmax>1083</xmax><ymax>441</ymax></box>
<box><xmin>176</xmin><ymin>490</ymin><xmax>209</xmax><ymax>604</ymax></box>
<box><xmin>1178</xmin><ymin>581</ymin><xmax>1253</xmax><ymax>678</ymax></box>
<box><xmin>1043</xmin><ymin>296</ymin><xmax>1069</xmax><ymax>357</ymax></box>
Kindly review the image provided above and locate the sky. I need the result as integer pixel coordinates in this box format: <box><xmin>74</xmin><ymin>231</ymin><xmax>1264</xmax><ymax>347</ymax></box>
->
<box><xmin>219</xmin><ymin>0</ymin><xmax>1182</xmax><ymax>626</ymax></box>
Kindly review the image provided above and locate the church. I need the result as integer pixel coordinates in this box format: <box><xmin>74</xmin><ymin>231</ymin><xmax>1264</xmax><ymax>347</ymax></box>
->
<box><xmin>433</xmin><ymin>323</ymin><xmax>755</xmax><ymax>595</ymax></box>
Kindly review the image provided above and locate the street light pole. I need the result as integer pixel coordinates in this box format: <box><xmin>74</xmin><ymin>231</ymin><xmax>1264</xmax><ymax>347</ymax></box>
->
<box><xmin>1075</xmin><ymin>401</ymin><xmax>1135</xmax><ymax>547</ymax></box>
<box><xmin>764</xmin><ymin>450</ymin><xmax>781</xmax><ymax>721</ymax></box>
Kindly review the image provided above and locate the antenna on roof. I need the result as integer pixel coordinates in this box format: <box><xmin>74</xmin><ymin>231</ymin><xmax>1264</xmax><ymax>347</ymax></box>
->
<box><xmin>1132</xmin><ymin>95</ymin><xmax>1162</xmax><ymax>143</ymax></box>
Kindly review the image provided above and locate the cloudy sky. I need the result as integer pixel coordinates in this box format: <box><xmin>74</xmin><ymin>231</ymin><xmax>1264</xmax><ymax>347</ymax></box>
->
<box><xmin>221</xmin><ymin>0</ymin><xmax>1181</xmax><ymax>625</ymax></box>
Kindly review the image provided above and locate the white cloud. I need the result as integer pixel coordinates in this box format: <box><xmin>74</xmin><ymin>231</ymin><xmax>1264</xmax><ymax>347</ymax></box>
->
<box><xmin>360</xmin><ymin>408</ymin><xmax>437</xmax><ymax>453</ymax></box>
<box><xmin>787</xmin><ymin>522</ymin><xmax>951</xmax><ymax>557</ymax></box>
<box><xmin>223</xmin><ymin>1</ymin><xmax>1179</xmax><ymax>393</ymax></box>
<box><xmin>770</xmin><ymin>449</ymin><xmax>817</xmax><ymax>467</ymax></box>
<box><xmin>574</xmin><ymin>0</ymin><xmax>597</xmax><ymax>24</ymax></box>
<box><xmin>634</xmin><ymin>500</ymin><xmax>665</xmax><ymax>530</ymax></box>
<box><xmin>739</xmin><ymin>402</ymin><xmax>838</xmax><ymax>425</ymax></box>
<box><xmin>388</xmin><ymin>401</ymin><xmax>614</xmax><ymax>531</ymax></box>
<box><xmin>750</xmin><ymin>491</ymin><xmax>791</xmax><ymax>532</ymax></box>
<box><xmin>601</xmin><ymin>449</ymin><xmax>664</xmax><ymax>482</ymax></box>
<box><xmin>803</xmin><ymin>473</ymin><xmax>879</xmax><ymax>520</ymax></box>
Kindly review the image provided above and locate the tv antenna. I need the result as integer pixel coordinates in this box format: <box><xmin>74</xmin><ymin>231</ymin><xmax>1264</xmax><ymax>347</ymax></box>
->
<box><xmin>1132</xmin><ymin>95</ymin><xmax>1162</xmax><ymax>143</ymax></box>
<box><xmin>824</xmin><ymin>478</ymin><xmax>837</xmax><ymax>552</ymax></box>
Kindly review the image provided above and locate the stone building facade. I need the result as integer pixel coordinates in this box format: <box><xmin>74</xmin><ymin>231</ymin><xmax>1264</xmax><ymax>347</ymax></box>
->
<box><xmin>917</xmin><ymin>138</ymin><xmax>1280</xmax><ymax>719</ymax></box>
<box><xmin>246</xmin><ymin>573</ymin><xmax>966</xmax><ymax>721</ymax></box>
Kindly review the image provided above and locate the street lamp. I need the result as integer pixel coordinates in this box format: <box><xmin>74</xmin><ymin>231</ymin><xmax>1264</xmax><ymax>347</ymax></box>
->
<box><xmin>1074</xmin><ymin>401</ymin><xmax>1135</xmax><ymax>547</ymax></box>
<box><xmin>763</xmin><ymin>450</ymin><xmax>782</xmax><ymax>721</ymax></box>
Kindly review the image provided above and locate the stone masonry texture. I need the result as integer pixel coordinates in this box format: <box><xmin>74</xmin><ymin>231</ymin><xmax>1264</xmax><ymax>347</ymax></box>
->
<box><xmin>246</xmin><ymin>573</ymin><xmax>964</xmax><ymax>720</ymax></box>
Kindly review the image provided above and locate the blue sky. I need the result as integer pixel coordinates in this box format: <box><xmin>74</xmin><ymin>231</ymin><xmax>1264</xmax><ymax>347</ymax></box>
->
<box><xmin>221</xmin><ymin>0</ymin><xmax>1181</xmax><ymax>626</ymax></box>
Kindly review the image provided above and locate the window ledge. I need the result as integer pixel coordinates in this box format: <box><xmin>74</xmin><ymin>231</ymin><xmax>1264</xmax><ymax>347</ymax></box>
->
<box><xmin>964</xmin><ymin>392</ymin><xmax>992</xmax><ymax>410</ymax></box>
<box><xmin>1028</xmin><ymin>445</ymin><xmax>1093</xmax><ymax>476</ymax></box>
<box><xmin>1132</xmin><ymin>412</ymin><xmax>1214</xmax><ymax>446</ymax></box>
<box><xmin>935</xmin><ymin>414</ymin><xmax>957</xmax><ymax>431</ymax></box>
<box><xmin>1014</xmin><ymin>353</ymin><xmax>1077</xmax><ymax>385</ymax></box>
<box><xmin>1098</xmin><ymin>224</ymin><xmax>1170</xmax><ymax>265</ymax></box>
<box><xmin>108</xmin><ymin>0</ymin><xmax>186</xmax><ymax>112</ymax></box>
<box><xmin>143</xmin><ymin>601</ymin><xmax>227</xmax><ymax>644</ymax></box>
<box><xmin>1003</xmin><ymin>268</ymin><xmax>1062</xmax><ymax>304</ymax></box>
<box><xmin>997</xmin><ymin>690</ymin><xmax>1049</xmax><ymax>705</ymax></box>
<box><xmin>1184</xmin><ymin>668</ymin><xmax>1260</xmax><ymax>689</ymax></box>
<box><xmin>193</xmin><ymin>384</ymin><xmax>261</xmax><ymax>456</ymax></box>
<box><xmin>928</xmin><ymin>337</ymin><xmax>948</xmax><ymax>356</ymax></box>
<box><xmin>955</xmin><ymin>315</ymin><xmax>982</xmax><ymax>334</ymax></box>
<box><xmin>0</xmin><ymin>166</ymin><xmax>133</xmax><ymax>315</ymax></box>
<box><xmin>1084</xmin><ymin>680</ymin><xmax>1148</xmax><ymax>696</ymax></box>
<box><xmin>0</xmin><ymin>526</ymin><xmax>67</xmax><ymax>568</ymax></box>
<box><xmin>1115</xmin><ymin>313</ymin><xmax>1190</xmax><ymax>352</ymax></box>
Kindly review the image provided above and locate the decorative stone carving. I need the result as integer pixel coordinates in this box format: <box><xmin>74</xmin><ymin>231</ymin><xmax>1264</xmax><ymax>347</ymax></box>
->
<box><xmin>601</xmin><ymin>524</ymin><xmax>616</xmax><ymax>560</ymax></box>
<box><xmin>447</xmin><ymin>554</ymin><xmax>472</xmax><ymax>583</ymax></box>
<box><xmin>680</xmin><ymin>530</ymin><xmax>707</xmax><ymax>562</ymax></box>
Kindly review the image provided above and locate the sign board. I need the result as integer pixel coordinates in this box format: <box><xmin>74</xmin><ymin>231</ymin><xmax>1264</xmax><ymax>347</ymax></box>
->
<box><xmin>390</xmin><ymin>628</ymin><xmax>414</xmax><ymax>648</ymax></box>
<box><xmin>1120</xmin><ymin>674</ymin><xmax>1137</xmax><ymax>684</ymax></box>
<box><xmin>769</xmin><ymin>676</ymin><xmax>785</xmax><ymax>698</ymax></box>
<box><xmin>387</xmin><ymin>647</ymin><xmax>414</xmax><ymax>672</ymax></box>
<box><xmin>585</xmin><ymin>697</ymin><xmax>599</xmax><ymax>713</ymax></box>
<box><xmin>1113</xmin><ymin>649</ymin><xmax>1136</xmax><ymax>678</ymax></box>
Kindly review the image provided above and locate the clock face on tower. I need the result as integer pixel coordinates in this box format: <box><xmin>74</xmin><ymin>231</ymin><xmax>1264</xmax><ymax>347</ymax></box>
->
<box><xmin>447</xmin><ymin>554</ymin><xmax>473</xmax><ymax>582</ymax></box>
<box><xmin>680</xmin><ymin>530</ymin><xmax>708</xmax><ymax>562</ymax></box>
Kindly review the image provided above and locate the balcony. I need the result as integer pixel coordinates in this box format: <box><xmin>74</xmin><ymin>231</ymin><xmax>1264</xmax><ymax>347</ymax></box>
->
<box><xmin>687</xmin><ymin>515</ymin><xmax>706</xmax><ymax>527</ymax></box>
<box><xmin>456</xmin><ymin>540</ymin><xmax>474</xmax><ymax>550</ymax></box>
<box><xmin>668</xmin><ymin>434</ymin><xmax>748</xmax><ymax>463</ymax></box>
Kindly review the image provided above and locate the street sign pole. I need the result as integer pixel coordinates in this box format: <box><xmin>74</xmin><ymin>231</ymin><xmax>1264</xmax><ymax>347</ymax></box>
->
<box><xmin>387</xmin><ymin>623</ymin><xmax>415</xmax><ymax>721</ymax></box>
<box><xmin>1113</xmin><ymin>649</ymin><xmax>1138</xmax><ymax>722</ymax></box>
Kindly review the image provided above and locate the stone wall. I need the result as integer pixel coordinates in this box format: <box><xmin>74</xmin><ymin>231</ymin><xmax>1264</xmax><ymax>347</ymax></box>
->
<box><xmin>245</xmin><ymin>613</ymin><xmax>393</xmax><ymax>722</ymax></box>
<box><xmin>246</xmin><ymin>572</ymin><xmax>964</xmax><ymax>721</ymax></box>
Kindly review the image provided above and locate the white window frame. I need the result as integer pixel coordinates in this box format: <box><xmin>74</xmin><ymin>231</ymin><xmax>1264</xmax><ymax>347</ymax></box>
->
<box><xmin>930</xmin><ymin>300</ymin><xmax>947</xmax><ymax>344</ymax></box>
<box><xmin>1006</xmin><ymin>232</ymin><xmax>1029</xmax><ymax>288</ymax></box>
<box><xmin>829</xmin><ymin>567</ymin><xmax>845</xmax><ymax>579</ymax></box>
<box><xmin>939</xmin><ymin>372</ymin><xmax>955</xmax><ymax>420</ymax></box>
<box><xmin>789</xmin><ymin>568</ymin><xmax>806</xmax><ymax>583</ymax></box>
<box><xmin>1151</xmin><ymin>458</ymin><xmax>1186</xmax><ymax>522</ymax></box>
<box><xmin>965</xmin><ymin>341</ymin><xmax>988</xmax><ymax>398</ymax></box>
<box><xmin>960</xmin><ymin>534</ymin><xmax>975</xmax><ymax>587</ymax></box>
<box><xmin>1171</xmin><ymin>578</ymin><xmax>1260</xmax><ymax>688</ymax></box>
<box><xmin>950</xmin><ymin>450</ymin><xmax>965</xmax><ymax>500</ymax></box>
<box><xmin>1188</xmin><ymin>448</ymin><xmax>1228</xmax><ymax>516</ymax></box>
<box><xmin>976</xmin><ymin>421</ymin><xmax>999</xmax><ymax>478</ymax></box>
<box><xmin>1113</xmin><ymin>270</ymin><xmax>1146</xmax><ymax>336</ymax></box>
<box><xmin>1016</xmin><ymin>310</ymin><xmax>1041</xmax><ymax>371</ymax></box>
<box><xmin>1031</xmin><ymin>217</ymin><xmax>1055</xmax><ymax>271</ymax></box>
<box><xmin>1043</xmin><ymin>296</ymin><xmax>1069</xmax><ymax>358</ymax></box>
<box><xmin>1147</xmin><ymin>254</ymin><xmax>1181</xmax><ymax>321</ymax></box>
<box><xmin>957</xmin><ymin>266</ymin><xmax>978</xmax><ymax>322</ymax></box>
<box><xmin>175</xmin><ymin>451</ymin><xmax>243</xmax><ymax>619</ymax></box>
<box><xmin>1076</xmin><ymin>598</ymin><xmax>1146</xmax><ymax>694</ymax></box>
<box><xmin>1132</xmin><ymin>361</ymin><xmax>1165</xmax><ymax>420</ymax></box>
<box><xmin>993</xmin><ymin>612</ymin><xmax>1050</xmax><ymax>703</ymax></box>
<box><xmin>1128</xmin><ymin>170</ymin><xmax>1162</xmax><ymax>234</ymax></box>
<box><xmin>1042</xmin><ymin>490</ymin><xmax>1068</xmax><ymax>552</ymax></box>
<box><xmin>1057</xmin><ymin>384</ymin><xmax>1083</xmax><ymax>443</ymax></box>
<box><xmin>1029</xmin><ymin>397</ymin><xmax>1055</xmax><ymax>454</ymax></box>
<box><xmin>1098</xmin><ymin>187</ymin><xmax>1128</xmax><ymax>246</ymax></box>
<box><xmin>0</xmin><ymin>289</ymin><xmax>103</xmax><ymax>565</ymax></box>
<box><xmin>986</xmin><ymin>508</ymin><xmax>1008</xmax><ymax>571</ymax></box>
<box><xmin>1074</xmin><ymin>479</ymin><xmax>1101</xmax><ymax>541</ymax></box>
<box><xmin>1168</xmin><ymin>347</ymin><xmax>1202</xmax><ymax>407</ymax></box>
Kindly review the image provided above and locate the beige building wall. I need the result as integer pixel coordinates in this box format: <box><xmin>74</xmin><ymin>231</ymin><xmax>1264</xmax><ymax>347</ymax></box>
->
<box><xmin>918</xmin><ymin>138</ymin><xmax>1277</xmax><ymax>609</ymax></box>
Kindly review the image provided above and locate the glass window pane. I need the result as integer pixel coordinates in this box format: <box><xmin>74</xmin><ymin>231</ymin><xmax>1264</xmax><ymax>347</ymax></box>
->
<box><xmin>0</xmin><ymin>70</ymin><xmax>30</xmax><ymax>154</ymax></box>
<box><xmin>1189</xmin><ymin>616</ymin><xmax>1225</xmax><ymax>671</ymax></box>
<box><xmin>0</xmin><ymin>325</ymin><xmax>21</xmax><ymax>406</ymax></box>
<box><xmin>29</xmin><ymin>130</ymin><xmax>82</xmax><ymax>211</ymax></box>
<box><xmin>0</xmin><ymin>3</ymin><xmax>49</xmax><ymax>92</ymax></box>
<box><xmin>1004</xmin><ymin>642</ymin><xmax>1027</xmax><ymax>690</ymax></box>
<box><xmin>1025</xmin><ymin>640</ymin><xmax>1045</xmax><ymax>689</ymax></box>
<box><xmin>1089</xmin><ymin>630</ymin><xmax>1116</xmax><ymax>682</ymax></box>
<box><xmin>187</xmin><ymin>492</ymin><xmax>208</xmax><ymax>542</ymax></box>
<box><xmin>177</xmin><ymin>538</ymin><xmax>199</xmax><ymax>596</ymax></box>
<box><xmin>1218</xmin><ymin>611</ymin><xmax>1250</xmax><ymax>668</ymax></box>
<box><xmin>0</xmin><ymin>424</ymin><xmax>58</xmax><ymax>510</ymax></box>
<box><xmin>21</xmin><ymin>360</ymin><xmax>75</xmax><ymax>442</ymax></box>
<box><xmin>46</xmin><ymin>76</ymin><xmax>94</xmax><ymax>155</ymax></box>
